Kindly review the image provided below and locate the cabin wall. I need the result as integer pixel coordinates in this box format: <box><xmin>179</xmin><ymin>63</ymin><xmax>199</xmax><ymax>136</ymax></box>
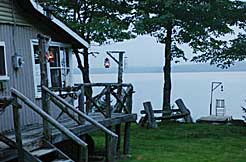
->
<box><xmin>0</xmin><ymin>0</ymin><xmax>77</xmax><ymax>132</ymax></box>
<box><xmin>0</xmin><ymin>0</ymin><xmax>29</xmax><ymax>26</ymax></box>
<box><xmin>0</xmin><ymin>25</ymin><xmax>74</xmax><ymax>132</ymax></box>
<box><xmin>0</xmin><ymin>24</ymin><xmax>43</xmax><ymax>132</ymax></box>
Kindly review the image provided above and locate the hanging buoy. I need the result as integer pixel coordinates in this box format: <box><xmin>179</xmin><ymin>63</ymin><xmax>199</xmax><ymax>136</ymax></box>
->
<box><xmin>104</xmin><ymin>57</ymin><xmax>110</xmax><ymax>68</ymax></box>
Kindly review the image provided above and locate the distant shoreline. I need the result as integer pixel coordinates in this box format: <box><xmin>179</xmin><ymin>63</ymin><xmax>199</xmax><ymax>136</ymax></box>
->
<box><xmin>73</xmin><ymin>62</ymin><xmax>246</xmax><ymax>74</ymax></box>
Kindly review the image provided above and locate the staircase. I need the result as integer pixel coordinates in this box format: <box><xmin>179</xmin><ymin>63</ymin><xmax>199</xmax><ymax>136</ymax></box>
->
<box><xmin>0</xmin><ymin>87</ymin><xmax>118</xmax><ymax>162</ymax></box>
<box><xmin>29</xmin><ymin>140</ymin><xmax>74</xmax><ymax>162</ymax></box>
<box><xmin>0</xmin><ymin>133</ymin><xmax>74</xmax><ymax>162</ymax></box>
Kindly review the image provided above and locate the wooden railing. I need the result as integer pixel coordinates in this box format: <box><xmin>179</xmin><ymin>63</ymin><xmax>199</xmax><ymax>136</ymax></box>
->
<box><xmin>11</xmin><ymin>88</ymin><xmax>88</xmax><ymax>162</ymax></box>
<box><xmin>50</xmin><ymin>83</ymin><xmax>134</xmax><ymax>118</ymax></box>
<box><xmin>42</xmin><ymin>86</ymin><xmax>118</xmax><ymax>162</ymax></box>
<box><xmin>49</xmin><ymin>83</ymin><xmax>134</xmax><ymax>159</ymax></box>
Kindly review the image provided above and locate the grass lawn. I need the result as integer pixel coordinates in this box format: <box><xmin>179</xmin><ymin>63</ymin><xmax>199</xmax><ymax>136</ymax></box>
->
<box><xmin>118</xmin><ymin>122</ymin><xmax>246</xmax><ymax>162</ymax></box>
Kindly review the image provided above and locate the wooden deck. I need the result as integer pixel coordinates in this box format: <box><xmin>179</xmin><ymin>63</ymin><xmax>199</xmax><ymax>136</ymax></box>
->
<box><xmin>0</xmin><ymin>112</ymin><xmax>137</xmax><ymax>162</ymax></box>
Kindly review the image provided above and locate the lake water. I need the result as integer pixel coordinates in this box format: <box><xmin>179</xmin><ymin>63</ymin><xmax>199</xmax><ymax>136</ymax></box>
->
<box><xmin>74</xmin><ymin>71</ymin><xmax>246</xmax><ymax>121</ymax></box>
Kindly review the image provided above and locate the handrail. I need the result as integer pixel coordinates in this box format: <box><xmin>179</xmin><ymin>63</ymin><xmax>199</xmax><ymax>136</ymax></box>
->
<box><xmin>42</xmin><ymin>86</ymin><xmax>118</xmax><ymax>138</ymax></box>
<box><xmin>10</xmin><ymin>88</ymin><xmax>87</xmax><ymax>148</ymax></box>
<box><xmin>50</xmin><ymin>83</ymin><xmax>132</xmax><ymax>92</ymax></box>
<box><xmin>81</xmin><ymin>83</ymin><xmax>132</xmax><ymax>87</ymax></box>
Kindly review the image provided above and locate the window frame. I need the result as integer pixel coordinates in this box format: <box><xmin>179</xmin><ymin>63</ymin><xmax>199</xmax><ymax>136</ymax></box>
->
<box><xmin>0</xmin><ymin>41</ymin><xmax>9</xmax><ymax>81</ymax></box>
<box><xmin>31</xmin><ymin>39</ymin><xmax>73</xmax><ymax>98</ymax></box>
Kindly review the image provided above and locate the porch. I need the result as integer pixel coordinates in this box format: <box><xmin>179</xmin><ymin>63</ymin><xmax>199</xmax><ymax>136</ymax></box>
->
<box><xmin>0</xmin><ymin>83</ymin><xmax>137</xmax><ymax>162</ymax></box>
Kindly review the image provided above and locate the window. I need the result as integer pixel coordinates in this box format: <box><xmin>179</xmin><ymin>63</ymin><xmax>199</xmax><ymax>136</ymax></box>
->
<box><xmin>31</xmin><ymin>40</ymin><xmax>72</xmax><ymax>98</ymax></box>
<box><xmin>49</xmin><ymin>46</ymin><xmax>70</xmax><ymax>88</ymax></box>
<box><xmin>0</xmin><ymin>42</ymin><xmax>9</xmax><ymax>80</ymax></box>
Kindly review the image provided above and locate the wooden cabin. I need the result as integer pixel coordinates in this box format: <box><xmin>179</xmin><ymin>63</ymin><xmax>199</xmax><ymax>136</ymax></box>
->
<box><xmin>0</xmin><ymin>1</ymin><xmax>136</xmax><ymax>162</ymax></box>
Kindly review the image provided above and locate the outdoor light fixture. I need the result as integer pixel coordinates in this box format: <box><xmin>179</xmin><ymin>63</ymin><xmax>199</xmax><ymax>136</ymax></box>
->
<box><xmin>209</xmin><ymin>81</ymin><xmax>223</xmax><ymax>115</ymax></box>
<box><xmin>104</xmin><ymin>57</ymin><xmax>110</xmax><ymax>68</ymax></box>
<box><xmin>46</xmin><ymin>51</ymin><xmax>55</xmax><ymax>63</ymax></box>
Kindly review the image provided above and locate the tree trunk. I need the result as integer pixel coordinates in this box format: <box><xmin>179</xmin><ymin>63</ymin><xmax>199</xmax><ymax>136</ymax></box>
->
<box><xmin>162</xmin><ymin>25</ymin><xmax>172</xmax><ymax>112</ymax></box>
<box><xmin>83</xmin><ymin>48</ymin><xmax>92</xmax><ymax>113</ymax></box>
<box><xmin>74</xmin><ymin>49</ymin><xmax>92</xmax><ymax>113</ymax></box>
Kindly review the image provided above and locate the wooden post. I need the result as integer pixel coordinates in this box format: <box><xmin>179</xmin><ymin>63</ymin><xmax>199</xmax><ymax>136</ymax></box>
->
<box><xmin>124</xmin><ymin>86</ymin><xmax>133</xmax><ymax>155</ymax></box>
<box><xmin>105</xmin><ymin>86</ymin><xmax>111</xmax><ymax>118</ymax></box>
<box><xmin>143</xmin><ymin>102</ymin><xmax>158</xmax><ymax>128</ymax></box>
<box><xmin>38</xmin><ymin>34</ymin><xmax>52</xmax><ymax>141</ymax></box>
<box><xmin>105</xmin><ymin>85</ymin><xmax>116</xmax><ymax>162</ymax></box>
<box><xmin>175</xmin><ymin>99</ymin><xmax>193</xmax><ymax>123</ymax></box>
<box><xmin>105</xmin><ymin>133</ymin><xmax>117</xmax><ymax>162</ymax></box>
<box><xmin>115</xmin><ymin>124</ymin><xmax>121</xmax><ymax>154</ymax></box>
<box><xmin>117</xmin><ymin>52</ymin><xmax>124</xmax><ymax>113</ymax></box>
<box><xmin>79</xmin><ymin>85</ymin><xmax>85</xmax><ymax>123</ymax></box>
<box><xmin>117</xmin><ymin>52</ymin><xmax>124</xmax><ymax>84</ymax></box>
<box><xmin>12</xmin><ymin>95</ymin><xmax>24</xmax><ymax>162</ymax></box>
<box><xmin>123</xmin><ymin>122</ymin><xmax>131</xmax><ymax>156</ymax></box>
<box><xmin>126</xmin><ymin>86</ymin><xmax>133</xmax><ymax>114</ymax></box>
<box><xmin>78</xmin><ymin>145</ymin><xmax>88</xmax><ymax>162</ymax></box>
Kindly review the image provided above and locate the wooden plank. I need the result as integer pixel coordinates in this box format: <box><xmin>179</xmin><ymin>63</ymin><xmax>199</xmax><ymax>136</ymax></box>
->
<box><xmin>140</xmin><ymin>109</ymin><xmax>179</xmax><ymax>114</ymax></box>
<box><xmin>197</xmin><ymin>115</ymin><xmax>232</xmax><ymax>123</ymax></box>
<box><xmin>143</xmin><ymin>102</ymin><xmax>157</xmax><ymax>128</ymax></box>
<box><xmin>155</xmin><ymin>113</ymin><xmax>187</xmax><ymax>120</ymax></box>
<box><xmin>82</xmin><ymin>83</ymin><xmax>132</xmax><ymax>87</ymax></box>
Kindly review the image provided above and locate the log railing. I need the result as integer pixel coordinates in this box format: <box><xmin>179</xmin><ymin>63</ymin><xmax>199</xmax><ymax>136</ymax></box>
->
<box><xmin>49</xmin><ymin>83</ymin><xmax>134</xmax><ymax>158</ymax></box>
<box><xmin>11</xmin><ymin>88</ymin><xmax>88</xmax><ymax>162</ymax></box>
<box><xmin>50</xmin><ymin>83</ymin><xmax>134</xmax><ymax>117</ymax></box>
<box><xmin>42</xmin><ymin>86</ymin><xmax>118</xmax><ymax>162</ymax></box>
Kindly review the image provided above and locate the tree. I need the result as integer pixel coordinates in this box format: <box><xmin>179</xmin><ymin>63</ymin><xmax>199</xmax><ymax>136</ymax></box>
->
<box><xmin>39</xmin><ymin>0</ymin><xmax>135</xmax><ymax>111</ymax></box>
<box><xmin>134</xmin><ymin>0</ymin><xmax>246</xmax><ymax>112</ymax></box>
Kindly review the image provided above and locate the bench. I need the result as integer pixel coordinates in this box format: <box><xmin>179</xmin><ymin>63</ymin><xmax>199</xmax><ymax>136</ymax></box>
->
<box><xmin>139</xmin><ymin>99</ymin><xmax>193</xmax><ymax>128</ymax></box>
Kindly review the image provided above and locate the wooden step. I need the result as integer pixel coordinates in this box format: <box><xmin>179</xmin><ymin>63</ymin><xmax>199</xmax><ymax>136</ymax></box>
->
<box><xmin>30</xmin><ymin>147</ymin><xmax>57</xmax><ymax>157</ymax></box>
<box><xmin>51</xmin><ymin>159</ymin><xmax>73</xmax><ymax>162</ymax></box>
<box><xmin>0</xmin><ymin>148</ymin><xmax>17</xmax><ymax>162</ymax></box>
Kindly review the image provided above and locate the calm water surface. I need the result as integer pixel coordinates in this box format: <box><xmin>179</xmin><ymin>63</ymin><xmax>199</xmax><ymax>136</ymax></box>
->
<box><xmin>74</xmin><ymin>72</ymin><xmax>246</xmax><ymax>121</ymax></box>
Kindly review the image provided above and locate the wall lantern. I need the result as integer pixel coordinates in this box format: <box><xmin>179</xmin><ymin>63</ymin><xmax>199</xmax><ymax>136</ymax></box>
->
<box><xmin>104</xmin><ymin>57</ymin><xmax>110</xmax><ymax>68</ymax></box>
<box><xmin>47</xmin><ymin>51</ymin><xmax>55</xmax><ymax>63</ymax></box>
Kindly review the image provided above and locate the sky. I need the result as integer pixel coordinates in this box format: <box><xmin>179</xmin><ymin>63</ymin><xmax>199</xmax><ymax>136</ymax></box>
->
<box><xmin>87</xmin><ymin>27</ymin><xmax>243</xmax><ymax>69</ymax></box>
<box><xmin>89</xmin><ymin>35</ymin><xmax>164</xmax><ymax>68</ymax></box>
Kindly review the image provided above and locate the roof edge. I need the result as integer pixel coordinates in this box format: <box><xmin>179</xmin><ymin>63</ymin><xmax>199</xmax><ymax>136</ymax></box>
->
<box><xmin>29</xmin><ymin>0</ymin><xmax>89</xmax><ymax>48</ymax></box>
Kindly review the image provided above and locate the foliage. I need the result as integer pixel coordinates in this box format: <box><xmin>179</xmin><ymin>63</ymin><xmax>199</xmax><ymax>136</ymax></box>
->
<box><xmin>135</xmin><ymin>0</ymin><xmax>246</xmax><ymax>66</ymax></box>
<box><xmin>134</xmin><ymin>0</ymin><xmax>246</xmax><ymax>111</ymax></box>
<box><xmin>192</xmin><ymin>34</ymin><xmax>246</xmax><ymax>68</ymax></box>
<box><xmin>39</xmin><ymin>0</ymin><xmax>135</xmax><ymax>44</ymax></box>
